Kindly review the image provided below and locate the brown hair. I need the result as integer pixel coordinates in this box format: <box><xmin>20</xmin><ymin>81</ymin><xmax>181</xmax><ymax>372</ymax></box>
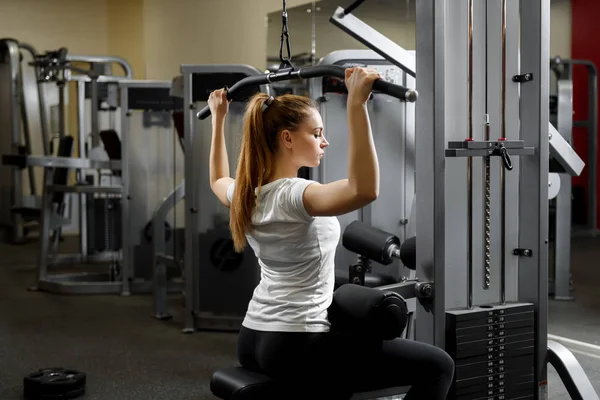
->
<box><xmin>230</xmin><ymin>92</ymin><xmax>317</xmax><ymax>252</ymax></box>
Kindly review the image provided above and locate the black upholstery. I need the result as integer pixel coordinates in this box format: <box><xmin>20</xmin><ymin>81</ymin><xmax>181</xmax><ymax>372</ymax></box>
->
<box><xmin>328</xmin><ymin>284</ymin><xmax>408</xmax><ymax>340</ymax></box>
<box><xmin>210</xmin><ymin>367</ymin><xmax>282</xmax><ymax>400</ymax></box>
<box><xmin>99</xmin><ymin>129</ymin><xmax>122</xmax><ymax>177</ymax></box>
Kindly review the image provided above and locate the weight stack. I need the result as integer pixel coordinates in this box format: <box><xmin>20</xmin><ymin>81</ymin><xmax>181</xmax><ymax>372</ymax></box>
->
<box><xmin>86</xmin><ymin>196</ymin><xmax>122</xmax><ymax>253</ymax></box>
<box><xmin>445</xmin><ymin>303</ymin><xmax>535</xmax><ymax>400</ymax></box>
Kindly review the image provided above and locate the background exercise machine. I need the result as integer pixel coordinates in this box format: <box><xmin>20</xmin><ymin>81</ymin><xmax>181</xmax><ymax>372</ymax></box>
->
<box><xmin>179</xmin><ymin>64</ymin><xmax>269</xmax><ymax>333</ymax></box>
<box><xmin>1</xmin><ymin>48</ymin><xmax>133</xmax><ymax>294</ymax></box>
<box><xmin>119</xmin><ymin>79</ymin><xmax>185</xmax><ymax>296</ymax></box>
<box><xmin>550</xmin><ymin>57</ymin><xmax>598</xmax><ymax>238</ymax></box>
<box><xmin>548</xmin><ymin>56</ymin><xmax>598</xmax><ymax>301</ymax></box>
<box><xmin>0</xmin><ymin>38</ymin><xmax>51</xmax><ymax>244</ymax></box>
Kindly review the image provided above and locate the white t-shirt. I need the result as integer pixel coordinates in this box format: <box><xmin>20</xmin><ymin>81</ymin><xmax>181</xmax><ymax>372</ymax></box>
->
<box><xmin>227</xmin><ymin>177</ymin><xmax>341</xmax><ymax>333</ymax></box>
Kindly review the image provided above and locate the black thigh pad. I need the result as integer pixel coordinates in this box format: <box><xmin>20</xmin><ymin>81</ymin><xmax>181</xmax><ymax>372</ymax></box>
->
<box><xmin>328</xmin><ymin>284</ymin><xmax>408</xmax><ymax>340</ymax></box>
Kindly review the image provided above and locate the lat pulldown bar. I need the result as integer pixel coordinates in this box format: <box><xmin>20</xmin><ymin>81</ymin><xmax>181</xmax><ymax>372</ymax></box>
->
<box><xmin>196</xmin><ymin>65</ymin><xmax>418</xmax><ymax>120</ymax></box>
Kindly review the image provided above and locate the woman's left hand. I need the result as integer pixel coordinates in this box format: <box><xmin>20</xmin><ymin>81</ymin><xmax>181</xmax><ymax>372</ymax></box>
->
<box><xmin>208</xmin><ymin>88</ymin><xmax>230</xmax><ymax>119</ymax></box>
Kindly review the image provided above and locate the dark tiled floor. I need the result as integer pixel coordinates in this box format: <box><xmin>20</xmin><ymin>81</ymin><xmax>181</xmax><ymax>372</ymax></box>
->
<box><xmin>0</xmin><ymin>235</ymin><xmax>599</xmax><ymax>399</ymax></box>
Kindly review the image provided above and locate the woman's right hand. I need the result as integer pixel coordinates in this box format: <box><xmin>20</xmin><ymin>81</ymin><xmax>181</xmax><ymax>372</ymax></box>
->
<box><xmin>208</xmin><ymin>88</ymin><xmax>230</xmax><ymax>120</ymax></box>
<box><xmin>344</xmin><ymin>67</ymin><xmax>382</xmax><ymax>105</ymax></box>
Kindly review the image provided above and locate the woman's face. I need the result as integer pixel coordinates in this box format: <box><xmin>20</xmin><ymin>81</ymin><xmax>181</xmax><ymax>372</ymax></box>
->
<box><xmin>283</xmin><ymin>108</ymin><xmax>329</xmax><ymax>168</ymax></box>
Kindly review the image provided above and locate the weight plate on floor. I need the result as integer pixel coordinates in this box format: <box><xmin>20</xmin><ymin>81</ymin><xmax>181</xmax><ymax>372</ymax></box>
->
<box><xmin>23</xmin><ymin>367</ymin><xmax>86</xmax><ymax>399</ymax></box>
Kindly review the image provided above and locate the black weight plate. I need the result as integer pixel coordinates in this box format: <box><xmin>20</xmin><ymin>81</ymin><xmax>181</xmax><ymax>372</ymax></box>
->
<box><xmin>454</xmin><ymin>339</ymin><xmax>535</xmax><ymax>359</ymax></box>
<box><xmin>456</xmin><ymin>371</ymin><xmax>534</xmax><ymax>389</ymax></box>
<box><xmin>453</xmin><ymin>345</ymin><xmax>535</xmax><ymax>365</ymax></box>
<box><xmin>451</xmin><ymin>323</ymin><xmax>534</xmax><ymax>345</ymax></box>
<box><xmin>455</xmin><ymin>318</ymin><xmax>535</xmax><ymax>337</ymax></box>
<box><xmin>452</xmin><ymin>382</ymin><xmax>534</xmax><ymax>400</ymax></box>
<box><xmin>456</xmin><ymin>364</ymin><xmax>533</xmax><ymax>382</ymax></box>
<box><xmin>24</xmin><ymin>385</ymin><xmax>85</xmax><ymax>400</ymax></box>
<box><xmin>456</xmin><ymin>356</ymin><xmax>534</xmax><ymax>380</ymax></box>
<box><xmin>451</xmin><ymin>333</ymin><xmax>535</xmax><ymax>356</ymax></box>
<box><xmin>451</xmin><ymin>311</ymin><xmax>534</xmax><ymax>330</ymax></box>
<box><xmin>451</xmin><ymin>332</ymin><xmax>534</xmax><ymax>351</ymax></box>
<box><xmin>446</xmin><ymin>303</ymin><xmax>534</xmax><ymax>323</ymax></box>
<box><xmin>456</xmin><ymin>392</ymin><xmax>535</xmax><ymax>400</ymax></box>
<box><xmin>24</xmin><ymin>368</ymin><xmax>86</xmax><ymax>395</ymax></box>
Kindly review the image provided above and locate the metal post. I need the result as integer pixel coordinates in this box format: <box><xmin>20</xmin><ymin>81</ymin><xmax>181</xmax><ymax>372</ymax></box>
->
<box><xmin>90</xmin><ymin>77</ymin><xmax>100</xmax><ymax>148</ymax></box>
<box><xmin>36</xmin><ymin>168</ymin><xmax>54</xmax><ymax>283</ymax></box>
<box><xmin>183</xmin><ymin>69</ymin><xmax>197</xmax><ymax>333</ymax></box>
<box><xmin>57</xmin><ymin>81</ymin><xmax>66</xmax><ymax>139</ymax></box>
<box><xmin>415</xmin><ymin>0</ymin><xmax>446</xmax><ymax>347</ymax></box>
<box><xmin>467</xmin><ymin>0</ymin><xmax>474</xmax><ymax>307</ymax></box>
<box><xmin>311</xmin><ymin>2</ymin><xmax>317</xmax><ymax>65</ymax></box>
<box><xmin>120</xmin><ymin>85</ymin><xmax>131</xmax><ymax>296</ymax></box>
<box><xmin>77</xmin><ymin>81</ymin><xmax>88</xmax><ymax>258</ymax></box>
<box><xmin>35</xmin><ymin>68</ymin><xmax>50</xmax><ymax>157</ymax></box>
<box><xmin>16</xmin><ymin>42</ymin><xmax>50</xmax><ymax>156</ymax></box>
<box><xmin>3</xmin><ymin>40</ymin><xmax>25</xmax><ymax>243</ymax></box>
<box><xmin>518</xmin><ymin>0</ymin><xmax>550</xmax><ymax>396</ymax></box>
<box><xmin>17</xmin><ymin>65</ymin><xmax>36</xmax><ymax>196</ymax></box>
<box><xmin>554</xmin><ymin>78</ymin><xmax>574</xmax><ymax>300</ymax></box>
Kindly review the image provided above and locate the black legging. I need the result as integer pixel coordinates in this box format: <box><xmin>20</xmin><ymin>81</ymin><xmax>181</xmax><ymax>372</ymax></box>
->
<box><xmin>237</xmin><ymin>325</ymin><xmax>455</xmax><ymax>400</ymax></box>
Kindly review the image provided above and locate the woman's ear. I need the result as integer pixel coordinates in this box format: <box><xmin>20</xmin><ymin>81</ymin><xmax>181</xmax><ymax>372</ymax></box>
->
<box><xmin>280</xmin><ymin>130</ymin><xmax>293</xmax><ymax>149</ymax></box>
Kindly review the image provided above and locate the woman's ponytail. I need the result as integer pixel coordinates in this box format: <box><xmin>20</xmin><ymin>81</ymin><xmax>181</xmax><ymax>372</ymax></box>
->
<box><xmin>230</xmin><ymin>93</ymin><xmax>275</xmax><ymax>252</ymax></box>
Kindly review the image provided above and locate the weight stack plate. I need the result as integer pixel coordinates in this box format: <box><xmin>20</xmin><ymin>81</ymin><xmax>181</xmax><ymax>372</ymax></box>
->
<box><xmin>446</xmin><ymin>303</ymin><xmax>536</xmax><ymax>400</ymax></box>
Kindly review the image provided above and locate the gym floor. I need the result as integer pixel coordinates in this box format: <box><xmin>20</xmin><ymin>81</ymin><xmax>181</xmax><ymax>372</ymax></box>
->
<box><xmin>1</xmin><ymin>236</ymin><xmax>599</xmax><ymax>400</ymax></box>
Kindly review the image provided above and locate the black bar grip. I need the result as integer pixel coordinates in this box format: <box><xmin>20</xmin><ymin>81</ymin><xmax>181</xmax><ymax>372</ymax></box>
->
<box><xmin>196</xmin><ymin>65</ymin><xmax>418</xmax><ymax>120</ymax></box>
<box><xmin>297</xmin><ymin>65</ymin><xmax>417</xmax><ymax>101</ymax></box>
<box><xmin>342</xmin><ymin>220</ymin><xmax>400</xmax><ymax>265</ymax></box>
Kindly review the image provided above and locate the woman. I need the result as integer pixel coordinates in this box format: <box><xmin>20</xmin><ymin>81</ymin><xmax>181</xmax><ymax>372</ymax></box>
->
<box><xmin>207</xmin><ymin>67</ymin><xmax>454</xmax><ymax>400</ymax></box>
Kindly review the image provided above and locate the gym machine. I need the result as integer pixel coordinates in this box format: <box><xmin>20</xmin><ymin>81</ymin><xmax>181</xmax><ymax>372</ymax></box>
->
<box><xmin>68</xmin><ymin>54</ymin><xmax>132</xmax><ymax>263</ymax></box>
<box><xmin>329</xmin><ymin>1</ymin><xmax>589</xmax><ymax>306</ymax></box>
<box><xmin>204</xmin><ymin>0</ymin><xmax>600</xmax><ymax>399</ymax></box>
<box><xmin>0</xmin><ymin>39</ymin><xmax>52</xmax><ymax>243</ymax></box>
<box><xmin>176</xmin><ymin>65</ymin><xmax>271</xmax><ymax>332</ymax></box>
<box><xmin>1</xmin><ymin>48</ymin><xmax>134</xmax><ymax>294</ymax></box>
<box><xmin>309</xmin><ymin>49</ymin><xmax>416</xmax><ymax>289</ymax></box>
<box><xmin>550</xmin><ymin>57</ymin><xmax>598</xmax><ymax>237</ymax></box>
<box><xmin>119</xmin><ymin>79</ymin><xmax>185</xmax><ymax>296</ymax></box>
<box><xmin>334</xmin><ymin>1</ymin><xmax>594</xmax><ymax>398</ymax></box>
<box><xmin>547</xmin><ymin>57</ymin><xmax>597</xmax><ymax>301</ymax></box>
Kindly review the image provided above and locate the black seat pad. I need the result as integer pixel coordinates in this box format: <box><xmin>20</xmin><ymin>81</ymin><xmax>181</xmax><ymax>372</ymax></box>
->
<box><xmin>210</xmin><ymin>367</ymin><xmax>282</xmax><ymax>400</ymax></box>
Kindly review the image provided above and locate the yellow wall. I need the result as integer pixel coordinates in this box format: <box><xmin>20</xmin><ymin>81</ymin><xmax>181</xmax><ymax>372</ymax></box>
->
<box><xmin>0</xmin><ymin>0</ymin><xmax>110</xmax><ymax>191</ymax></box>
<box><xmin>551</xmin><ymin>0</ymin><xmax>572</xmax><ymax>58</ymax></box>
<box><xmin>107</xmin><ymin>0</ymin><xmax>145</xmax><ymax>79</ymax></box>
<box><xmin>0</xmin><ymin>0</ymin><xmax>108</xmax><ymax>54</ymax></box>
<box><xmin>142</xmin><ymin>0</ymin><xmax>317</xmax><ymax>80</ymax></box>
